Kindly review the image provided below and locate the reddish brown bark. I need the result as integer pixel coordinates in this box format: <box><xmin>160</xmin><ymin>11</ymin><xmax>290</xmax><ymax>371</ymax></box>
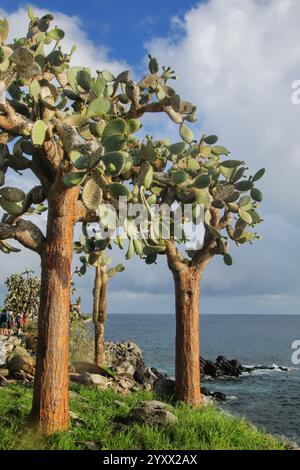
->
<box><xmin>93</xmin><ymin>264</ymin><xmax>108</xmax><ymax>367</ymax></box>
<box><xmin>173</xmin><ymin>267</ymin><xmax>202</xmax><ymax>406</ymax></box>
<box><xmin>31</xmin><ymin>186</ymin><xmax>79</xmax><ymax>435</ymax></box>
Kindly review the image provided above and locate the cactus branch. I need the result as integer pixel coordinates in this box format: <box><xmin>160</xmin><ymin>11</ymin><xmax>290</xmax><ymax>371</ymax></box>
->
<box><xmin>166</xmin><ymin>239</ymin><xmax>185</xmax><ymax>273</ymax></box>
<box><xmin>0</xmin><ymin>219</ymin><xmax>45</xmax><ymax>254</ymax></box>
<box><xmin>0</xmin><ymin>82</ymin><xmax>34</xmax><ymax>135</ymax></box>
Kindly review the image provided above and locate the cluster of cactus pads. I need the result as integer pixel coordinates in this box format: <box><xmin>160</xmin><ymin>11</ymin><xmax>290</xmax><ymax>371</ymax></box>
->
<box><xmin>0</xmin><ymin>7</ymin><xmax>264</xmax><ymax>268</ymax></box>
<box><xmin>76</xmin><ymin>132</ymin><xmax>264</xmax><ymax>268</ymax></box>
<box><xmin>74</xmin><ymin>222</ymin><xmax>125</xmax><ymax>277</ymax></box>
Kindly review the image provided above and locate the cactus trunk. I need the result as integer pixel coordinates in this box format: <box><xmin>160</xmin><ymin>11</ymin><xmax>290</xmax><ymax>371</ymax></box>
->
<box><xmin>173</xmin><ymin>267</ymin><xmax>202</xmax><ymax>406</ymax></box>
<box><xmin>93</xmin><ymin>263</ymin><xmax>108</xmax><ymax>367</ymax></box>
<box><xmin>31</xmin><ymin>187</ymin><xmax>78</xmax><ymax>435</ymax></box>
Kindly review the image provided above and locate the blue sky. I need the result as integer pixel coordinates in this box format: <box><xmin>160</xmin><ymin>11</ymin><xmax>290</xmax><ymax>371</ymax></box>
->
<box><xmin>1</xmin><ymin>0</ymin><xmax>300</xmax><ymax>316</ymax></box>
<box><xmin>0</xmin><ymin>0</ymin><xmax>196</xmax><ymax>64</ymax></box>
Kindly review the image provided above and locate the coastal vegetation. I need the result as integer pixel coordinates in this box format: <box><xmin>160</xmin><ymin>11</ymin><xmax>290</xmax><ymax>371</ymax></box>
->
<box><xmin>0</xmin><ymin>386</ymin><xmax>288</xmax><ymax>451</ymax></box>
<box><xmin>3</xmin><ymin>270</ymin><xmax>40</xmax><ymax>325</ymax></box>
<box><xmin>0</xmin><ymin>3</ymin><xmax>265</xmax><ymax>447</ymax></box>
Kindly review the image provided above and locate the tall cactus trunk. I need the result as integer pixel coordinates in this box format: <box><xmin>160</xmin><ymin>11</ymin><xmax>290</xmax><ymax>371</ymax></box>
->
<box><xmin>173</xmin><ymin>266</ymin><xmax>202</xmax><ymax>406</ymax></box>
<box><xmin>31</xmin><ymin>188</ymin><xmax>78</xmax><ymax>435</ymax></box>
<box><xmin>93</xmin><ymin>263</ymin><xmax>108</xmax><ymax>367</ymax></box>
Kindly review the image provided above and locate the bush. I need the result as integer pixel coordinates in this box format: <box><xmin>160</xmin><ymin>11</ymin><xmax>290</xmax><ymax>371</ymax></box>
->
<box><xmin>69</xmin><ymin>319</ymin><xmax>93</xmax><ymax>363</ymax></box>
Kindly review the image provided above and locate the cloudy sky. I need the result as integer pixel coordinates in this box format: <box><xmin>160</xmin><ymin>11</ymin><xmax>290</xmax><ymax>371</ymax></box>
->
<box><xmin>0</xmin><ymin>0</ymin><xmax>300</xmax><ymax>315</ymax></box>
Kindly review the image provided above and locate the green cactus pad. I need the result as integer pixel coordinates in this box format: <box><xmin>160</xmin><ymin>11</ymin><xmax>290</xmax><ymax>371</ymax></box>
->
<box><xmin>238</xmin><ymin>208</ymin><xmax>253</xmax><ymax>225</ymax></box>
<box><xmin>102</xmin><ymin>151</ymin><xmax>128</xmax><ymax>176</ymax></box>
<box><xmin>138</xmin><ymin>161</ymin><xmax>153</xmax><ymax>189</ymax></box>
<box><xmin>82</xmin><ymin>178</ymin><xmax>103</xmax><ymax>211</ymax></box>
<box><xmin>251</xmin><ymin>188</ymin><xmax>263</xmax><ymax>202</ymax></box>
<box><xmin>179</xmin><ymin>123</ymin><xmax>194</xmax><ymax>144</ymax></box>
<box><xmin>32</xmin><ymin>120</ymin><xmax>48</xmax><ymax>146</ymax></box>
<box><xmin>193</xmin><ymin>174</ymin><xmax>211</xmax><ymax>189</ymax></box>
<box><xmin>171</xmin><ymin>170</ymin><xmax>189</xmax><ymax>186</ymax></box>
<box><xmin>0</xmin><ymin>187</ymin><xmax>25</xmax><ymax>202</ymax></box>
<box><xmin>87</xmin><ymin>97</ymin><xmax>111</xmax><ymax>118</ymax></box>
<box><xmin>168</xmin><ymin>142</ymin><xmax>186</xmax><ymax>156</ymax></box>
<box><xmin>108</xmin><ymin>183</ymin><xmax>130</xmax><ymax>199</ymax></box>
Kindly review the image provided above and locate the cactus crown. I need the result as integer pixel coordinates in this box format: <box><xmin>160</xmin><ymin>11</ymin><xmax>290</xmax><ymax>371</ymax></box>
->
<box><xmin>0</xmin><ymin>7</ymin><xmax>264</xmax><ymax>269</ymax></box>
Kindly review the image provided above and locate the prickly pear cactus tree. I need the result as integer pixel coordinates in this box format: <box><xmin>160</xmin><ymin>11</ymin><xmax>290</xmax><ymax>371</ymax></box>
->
<box><xmin>4</xmin><ymin>269</ymin><xmax>40</xmax><ymax>324</ymax></box>
<box><xmin>0</xmin><ymin>8</ymin><xmax>195</xmax><ymax>434</ymax></box>
<box><xmin>74</xmin><ymin>224</ymin><xmax>124</xmax><ymax>366</ymax></box>
<box><xmin>128</xmin><ymin>127</ymin><xmax>265</xmax><ymax>405</ymax></box>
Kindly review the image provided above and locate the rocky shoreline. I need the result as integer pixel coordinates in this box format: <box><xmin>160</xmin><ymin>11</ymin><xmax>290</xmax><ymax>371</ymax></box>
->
<box><xmin>0</xmin><ymin>334</ymin><xmax>291</xmax><ymax>401</ymax></box>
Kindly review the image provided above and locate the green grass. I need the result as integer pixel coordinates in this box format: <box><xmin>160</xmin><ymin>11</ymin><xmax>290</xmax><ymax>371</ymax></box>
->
<box><xmin>0</xmin><ymin>385</ymin><xmax>290</xmax><ymax>450</ymax></box>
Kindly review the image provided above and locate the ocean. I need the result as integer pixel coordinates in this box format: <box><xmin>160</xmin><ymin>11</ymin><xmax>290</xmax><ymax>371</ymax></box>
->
<box><xmin>103</xmin><ymin>314</ymin><xmax>300</xmax><ymax>445</ymax></box>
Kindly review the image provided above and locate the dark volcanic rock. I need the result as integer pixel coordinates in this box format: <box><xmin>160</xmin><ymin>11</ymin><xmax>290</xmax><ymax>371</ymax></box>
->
<box><xmin>201</xmin><ymin>387</ymin><xmax>226</xmax><ymax>401</ymax></box>
<box><xmin>153</xmin><ymin>378</ymin><xmax>175</xmax><ymax>397</ymax></box>
<box><xmin>201</xmin><ymin>356</ymin><xmax>243</xmax><ymax>378</ymax></box>
<box><xmin>212</xmin><ymin>391</ymin><xmax>227</xmax><ymax>401</ymax></box>
<box><xmin>216</xmin><ymin>356</ymin><xmax>243</xmax><ymax>377</ymax></box>
<box><xmin>127</xmin><ymin>401</ymin><xmax>178</xmax><ymax>427</ymax></box>
<box><xmin>204</xmin><ymin>360</ymin><xmax>220</xmax><ymax>378</ymax></box>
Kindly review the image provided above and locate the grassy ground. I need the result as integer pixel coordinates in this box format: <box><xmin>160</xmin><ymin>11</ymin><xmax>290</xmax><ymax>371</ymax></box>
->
<box><xmin>0</xmin><ymin>385</ymin><xmax>289</xmax><ymax>450</ymax></box>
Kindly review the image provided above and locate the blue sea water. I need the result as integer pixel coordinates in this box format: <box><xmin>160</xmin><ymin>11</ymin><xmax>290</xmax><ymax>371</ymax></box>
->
<box><xmin>103</xmin><ymin>314</ymin><xmax>300</xmax><ymax>445</ymax></box>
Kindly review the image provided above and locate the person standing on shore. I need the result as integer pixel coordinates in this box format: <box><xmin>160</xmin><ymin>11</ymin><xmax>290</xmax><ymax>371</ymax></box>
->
<box><xmin>7</xmin><ymin>311</ymin><xmax>14</xmax><ymax>336</ymax></box>
<box><xmin>16</xmin><ymin>313</ymin><xmax>23</xmax><ymax>336</ymax></box>
<box><xmin>0</xmin><ymin>309</ymin><xmax>8</xmax><ymax>335</ymax></box>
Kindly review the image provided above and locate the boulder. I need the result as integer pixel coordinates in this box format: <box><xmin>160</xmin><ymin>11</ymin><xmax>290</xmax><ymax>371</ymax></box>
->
<box><xmin>7</xmin><ymin>346</ymin><xmax>32</xmax><ymax>361</ymax></box>
<box><xmin>0</xmin><ymin>368</ymin><xmax>9</xmax><ymax>378</ymax></box>
<box><xmin>0</xmin><ymin>375</ymin><xmax>7</xmax><ymax>387</ymax></box>
<box><xmin>115</xmin><ymin>361</ymin><xmax>136</xmax><ymax>377</ymax></box>
<box><xmin>71</xmin><ymin>361</ymin><xmax>112</xmax><ymax>377</ymax></box>
<box><xmin>115</xmin><ymin>376</ymin><xmax>136</xmax><ymax>394</ymax></box>
<box><xmin>201</xmin><ymin>356</ymin><xmax>244</xmax><ymax>378</ymax></box>
<box><xmin>153</xmin><ymin>378</ymin><xmax>175</xmax><ymax>397</ymax></box>
<box><xmin>7</xmin><ymin>352</ymin><xmax>35</xmax><ymax>376</ymax></box>
<box><xmin>3</xmin><ymin>336</ymin><xmax>23</xmax><ymax>355</ymax></box>
<box><xmin>105</xmin><ymin>341</ymin><xmax>143</xmax><ymax>370</ymax></box>
<box><xmin>203</xmin><ymin>360</ymin><xmax>220</xmax><ymax>378</ymax></box>
<box><xmin>216</xmin><ymin>356</ymin><xmax>243</xmax><ymax>377</ymax></box>
<box><xmin>12</xmin><ymin>370</ymin><xmax>34</xmax><ymax>382</ymax></box>
<box><xmin>69</xmin><ymin>373</ymin><xmax>93</xmax><ymax>386</ymax></box>
<box><xmin>135</xmin><ymin>366</ymin><xmax>168</xmax><ymax>386</ymax></box>
<box><xmin>87</xmin><ymin>373</ymin><xmax>113</xmax><ymax>389</ymax></box>
<box><xmin>128</xmin><ymin>400</ymin><xmax>178</xmax><ymax>427</ymax></box>
<box><xmin>25</xmin><ymin>334</ymin><xmax>38</xmax><ymax>352</ymax></box>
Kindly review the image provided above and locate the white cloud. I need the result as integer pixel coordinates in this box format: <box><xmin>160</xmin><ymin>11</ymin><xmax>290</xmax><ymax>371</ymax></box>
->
<box><xmin>0</xmin><ymin>6</ymin><xmax>128</xmax><ymax>306</ymax></box>
<box><xmin>147</xmin><ymin>0</ymin><xmax>300</xmax><ymax>219</ymax></box>
<box><xmin>144</xmin><ymin>0</ymin><xmax>300</xmax><ymax>310</ymax></box>
<box><xmin>5</xmin><ymin>6</ymin><xmax>128</xmax><ymax>75</ymax></box>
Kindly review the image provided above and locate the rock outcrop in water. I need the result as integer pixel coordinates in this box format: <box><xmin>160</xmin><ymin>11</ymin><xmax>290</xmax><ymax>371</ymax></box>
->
<box><xmin>201</xmin><ymin>356</ymin><xmax>244</xmax><ymax>378</ymax></box>
<box><xmin>1</xmin><ymin>334</ymin><xmax>290</xmax><ymax>402</ymax></box>
<box><xmin>200</xmin><ymin>355</ymin><xmax>290</xmax><ymax>378</ymax></box>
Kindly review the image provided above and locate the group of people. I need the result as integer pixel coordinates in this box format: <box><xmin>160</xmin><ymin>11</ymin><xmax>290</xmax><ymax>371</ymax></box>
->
<box><xmin>0</xmin><ymin>309</ymin><xmax>24</xmax><ymax>336</ymax></box>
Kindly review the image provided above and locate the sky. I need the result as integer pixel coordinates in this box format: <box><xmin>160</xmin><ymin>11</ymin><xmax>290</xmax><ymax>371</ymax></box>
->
<box><xmin>0</xmin><ymin>0</ymin><xmax>300</xmax><ymax>315</ymax></box>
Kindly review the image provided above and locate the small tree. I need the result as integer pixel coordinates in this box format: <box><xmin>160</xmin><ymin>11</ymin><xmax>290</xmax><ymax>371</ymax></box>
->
<box><xmin>4</xmin><ymin>269</ymin><xmax>40</xmax><ymax>323</ymax></box>
<box><xmin>0</xmin><ymin>9</ymin><xmax>193</xmax><ymax>434</ymax></box>
<box><xmin>75</xmin><ymin>225</ymin><xmax>124</xmax><ymax>366</ymax></box>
